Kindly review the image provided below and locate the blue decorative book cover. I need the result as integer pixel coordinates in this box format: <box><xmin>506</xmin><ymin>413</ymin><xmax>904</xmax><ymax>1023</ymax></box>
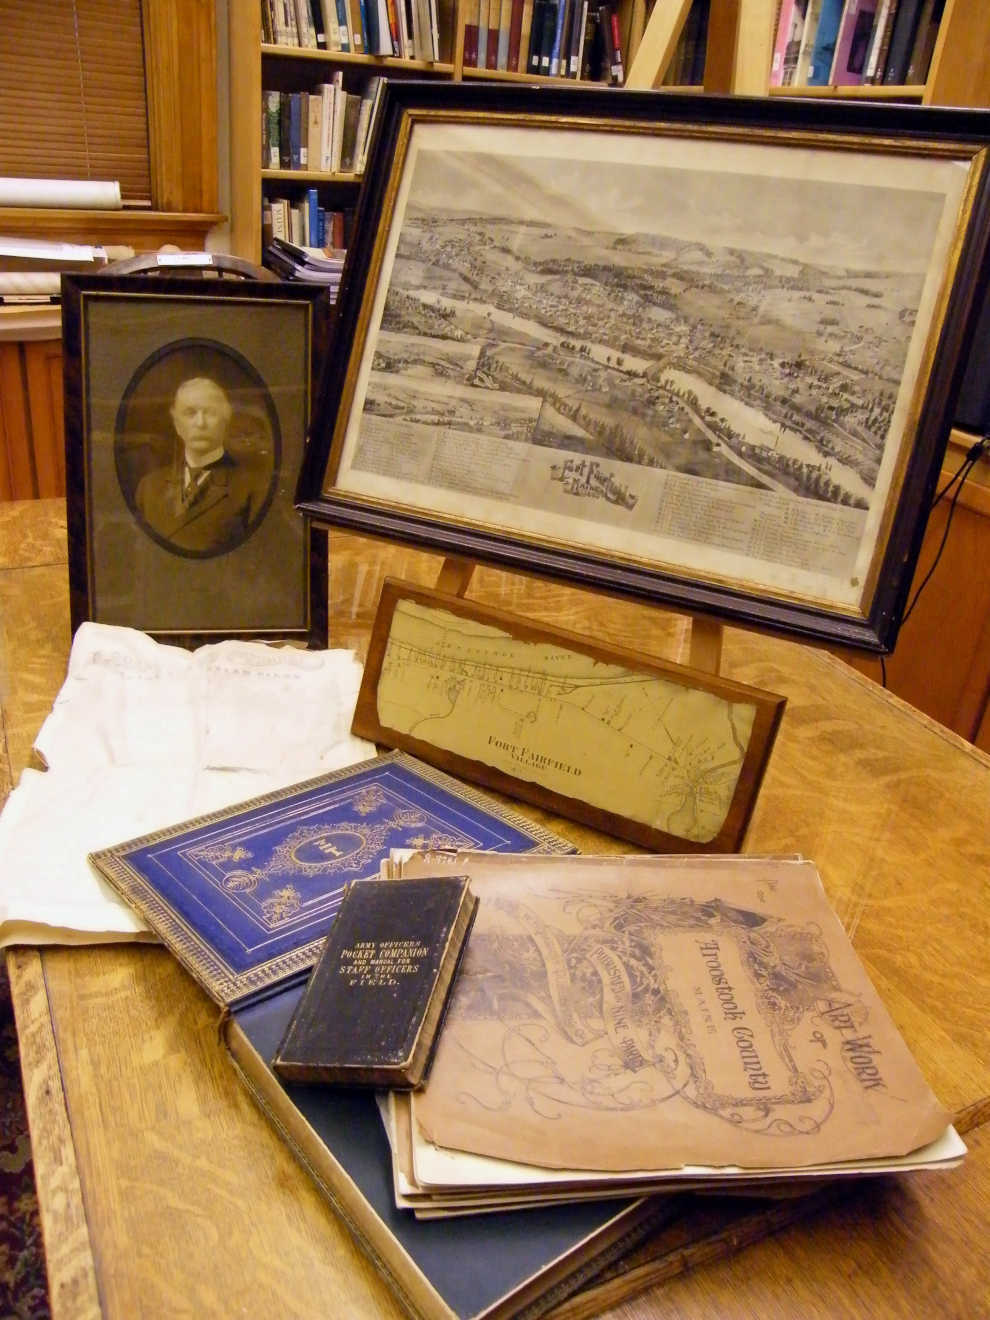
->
<box><xmin>90</xmin><ymin>751</ymin><xmax>571</xmax><ymax>1009</ymax></box>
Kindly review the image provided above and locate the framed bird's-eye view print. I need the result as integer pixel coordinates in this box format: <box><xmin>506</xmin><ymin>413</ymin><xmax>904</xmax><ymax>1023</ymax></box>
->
<box><xmin>63</xmin><ymin>275</ymin><xmax>331</xmax><ymax>647</ymax></box>
<box><xmin>296</xmin><ymin>81</ymin><xmax>990</xmax><ymax>653</ymax></box>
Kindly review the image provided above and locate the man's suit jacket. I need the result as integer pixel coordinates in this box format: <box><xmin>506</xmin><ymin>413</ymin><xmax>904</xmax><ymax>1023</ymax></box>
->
<box><xmin>135</xmin><ymin>451</ymin><xmax>269</xmax><ymax>555</ymax></box>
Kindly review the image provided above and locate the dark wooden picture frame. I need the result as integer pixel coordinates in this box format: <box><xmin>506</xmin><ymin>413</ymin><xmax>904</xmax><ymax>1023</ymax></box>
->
<box><xmin>63</xmin><ymin>275</ymin><xmax>330</xmax><ymax>648</ymax></box>
<box><xmin>297</xmin><ymin>81</ymin><xmax>990</xmax><ymax>653</ymax></box>
<box><xmin>353</xmin><ymin>579</ymin><xmax>786</xmax><ymax>853</ymax></box>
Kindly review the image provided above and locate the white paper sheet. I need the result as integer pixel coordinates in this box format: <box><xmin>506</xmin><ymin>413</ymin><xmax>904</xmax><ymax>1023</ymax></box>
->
<box><xmin>0</xmin><ymin>623</ymin><xmax>375</xmax><ymax>945</ymax></box>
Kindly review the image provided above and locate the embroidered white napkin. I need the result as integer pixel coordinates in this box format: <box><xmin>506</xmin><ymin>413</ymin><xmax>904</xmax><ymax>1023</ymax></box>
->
<box><xmin>0</xmin><ymin>623</ymin><xmax>375</xmax><ymax>945</ymax></box>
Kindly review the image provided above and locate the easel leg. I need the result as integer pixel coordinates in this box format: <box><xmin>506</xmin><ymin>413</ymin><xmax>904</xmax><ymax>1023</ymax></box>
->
<box><xmin>688</xmin><ymin>617</ymin><xmax>724</xmax><ymax>675</ymax></box>
<box><xmin>435</xmin><ymin>558</ymin><xmax>476</xmax><ymax>597</ymax></box>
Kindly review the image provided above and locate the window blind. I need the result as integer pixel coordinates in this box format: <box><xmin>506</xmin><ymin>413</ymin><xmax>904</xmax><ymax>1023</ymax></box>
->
<box><xmin>0</xmin><ymin>0</ymin><xmax>151</xmax><ymax>204</ymax></box>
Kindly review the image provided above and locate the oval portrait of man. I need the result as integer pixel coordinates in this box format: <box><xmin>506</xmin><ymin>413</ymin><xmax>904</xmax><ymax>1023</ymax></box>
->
<box><xmin>114</xmin><ymin>339</ymin><xmax>281</xmax><ymax>559</ymax></box>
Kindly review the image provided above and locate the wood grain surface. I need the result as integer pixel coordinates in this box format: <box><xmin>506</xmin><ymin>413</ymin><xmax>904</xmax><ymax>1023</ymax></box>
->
<box><xmin>2</xmin><ymin>503</ymin><xmax>988</xmax><ymax>1319</ymax></box>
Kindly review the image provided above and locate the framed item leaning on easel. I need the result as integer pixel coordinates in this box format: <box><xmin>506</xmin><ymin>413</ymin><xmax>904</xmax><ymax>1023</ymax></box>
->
<box><xmin>353</xmin><ymin>579</ymin><xmax>787</xmax><ymax>852</ymax></box>
<box><xmin>296</xmin><ymin>80</ymin><xmax>990</xmax><ymax>654</ymax></box>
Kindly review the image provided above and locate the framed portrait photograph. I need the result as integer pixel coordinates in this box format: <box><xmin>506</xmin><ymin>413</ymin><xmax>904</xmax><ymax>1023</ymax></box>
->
<box><xmin>63</xmin><ymin>275</ymin><xmax>330</xmax><ymax>647</ymax></box>
<box><xmin>296</xmin><ymin>82</ymin><xmax>990</xmax><ymax>652</ymax></box>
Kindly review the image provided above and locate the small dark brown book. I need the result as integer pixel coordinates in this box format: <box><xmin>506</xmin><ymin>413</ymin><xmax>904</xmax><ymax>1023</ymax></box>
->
<box><xmin>272</xmin><ymin>875</ymin><xmax>477</xmax><ymax>1089</ymax></box>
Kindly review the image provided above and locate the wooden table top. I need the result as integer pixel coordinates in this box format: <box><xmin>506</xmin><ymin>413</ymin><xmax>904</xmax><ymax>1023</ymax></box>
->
<box><xmin>1</xmin><ymin>497</ymin><xmax>988</xmax><ymax>1320</ymax></box>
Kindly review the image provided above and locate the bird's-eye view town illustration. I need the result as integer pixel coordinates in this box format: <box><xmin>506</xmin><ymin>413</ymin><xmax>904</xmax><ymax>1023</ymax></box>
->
<box><xmin>349</xmin><ymin>142</ymin><xmax>947</xmax><ymax>587</ymax></box>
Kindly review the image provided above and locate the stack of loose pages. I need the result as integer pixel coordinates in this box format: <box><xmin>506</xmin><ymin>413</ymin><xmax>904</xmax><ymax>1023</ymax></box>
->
<box><xmin>378</xmin><ymin>851</ymin><xmax>964</xmax><ymax>1217</ymax></box>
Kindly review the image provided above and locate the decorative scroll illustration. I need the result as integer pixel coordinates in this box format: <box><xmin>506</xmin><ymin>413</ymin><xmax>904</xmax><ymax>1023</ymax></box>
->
<box><xmin>409</xmin><ymin>854</ymin><xmax>949</xmax><ymax>1171</ymax></box>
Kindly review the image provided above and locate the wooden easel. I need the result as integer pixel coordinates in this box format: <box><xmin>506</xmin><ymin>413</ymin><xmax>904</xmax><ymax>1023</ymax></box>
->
<box><xmin>432</xmin><ymin>556</ymin><xmax>724</xmax><ymax>675</ymax></box>
<box><xmin>623</xmin><ymin>0</ymin><xmax>777</xmax><ymax>96</ymax></box>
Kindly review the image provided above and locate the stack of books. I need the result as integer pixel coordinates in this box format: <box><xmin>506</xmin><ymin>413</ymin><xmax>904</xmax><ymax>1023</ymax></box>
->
<box><xmin>88</xmin><ymin>754</ymin><xmax>965</xmax><ymax>1319</ymax></box>
<box><xmin>377</xmin><ymin>849</ymin><xmax>963</xmax><ymax>1219</ymax></box>
<box><xmin>770</xmin><ymin>0</ymin><xmax>943</xmax><ymax>90</ymax></box>
<box><xmin>263</xmin><ymin>235</ymin><xmax>347</xmax><ymax>294</ymax></box>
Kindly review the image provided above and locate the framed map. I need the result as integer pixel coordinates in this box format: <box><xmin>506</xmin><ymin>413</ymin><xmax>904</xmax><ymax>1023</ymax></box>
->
<box><xmin>353</xmin><ymin>580</ymin><xmax>786</xmax><ymax>852</ymax></box>
<box><xmin>296</xmin><ymin>81</ymin><xmax>990</xmax><ymax>653</ymax></box>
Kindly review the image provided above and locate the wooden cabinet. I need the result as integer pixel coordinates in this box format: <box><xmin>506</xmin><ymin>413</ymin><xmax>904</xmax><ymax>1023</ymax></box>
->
<box><xmin>0</xmin><ymin>339</ymin><xmax>64</xmax><ymax>501</ymax></box>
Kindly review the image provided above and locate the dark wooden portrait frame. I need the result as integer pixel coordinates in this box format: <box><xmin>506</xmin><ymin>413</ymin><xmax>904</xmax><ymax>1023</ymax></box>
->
<box><xmin>297</xmin><ymin>81</ymin><xmax>990</xmax><ymax>653</ymax></box>
<box><xmin>63</xmin><ymin>275</ymin><xmax>330</xmax><ymax>648</ymax></box>
<box><xmin>353</xmin><ymin>579</ymin><xmax>787</xmax><ymax>853</ymax></box>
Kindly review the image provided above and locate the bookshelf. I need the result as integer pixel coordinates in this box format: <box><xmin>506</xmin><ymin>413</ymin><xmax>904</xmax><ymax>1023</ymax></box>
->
<box><xmin>230</xmin><ymin>7</ymin><xmax>464</xmax><ymax>261</ymax></box>
<box><xmin>624</xmin><ymin>0</ymin><xmax>990</xmax><ymax>104</ymax></box>
<box><xmin>232</xmin><ymin>0</ymin><xmax>990</xmax><ymax>264</ymax></box>
<box><xmin>229</xmin><ymin>0</ymin><xmax>630</xmax><ymax>262</ymax></box>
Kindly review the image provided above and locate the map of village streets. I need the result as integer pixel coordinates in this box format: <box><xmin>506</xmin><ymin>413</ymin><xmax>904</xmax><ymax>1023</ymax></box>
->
<box><xmin>373</xmin><ymin>597</ymin><xmax>766</xmax><ymax>845</ymax></box>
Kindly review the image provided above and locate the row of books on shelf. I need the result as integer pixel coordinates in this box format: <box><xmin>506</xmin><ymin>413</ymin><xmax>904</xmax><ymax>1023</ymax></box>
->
<box><xmin>462</xmin><ymin>0</ymin><xmax>624</xmax><ymax>82</ymax></box>
<box><xmin>263</xmin><ymin>0</ymin><xmax>455</xmax><ymax>62</ymax></box>
<box><xmin>771</xmin><ymin>0</ymin><xmax>944</xmax><ymax>90</ymax></box>
<box><xmin>263</xmin><ymin>189</ymin><xmax>353</xmax><ymax>262</ymax></box>
<box><xmin>263</xmin><ymin>77</ymin><xmax>383</xmax><ymax>176</ymax></box>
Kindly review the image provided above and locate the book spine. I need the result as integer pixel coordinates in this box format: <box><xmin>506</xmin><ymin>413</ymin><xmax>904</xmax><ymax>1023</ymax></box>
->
<box><xmin>330</xmin><ymin>72</ymin><xmax>346</xmax><ymax>172</ymax></box>
<box><xmin>289</xmin><ymin>92</ymin><xmax>303</xmax><ymax>168</ymax></box>
<box><xmin>347</xmin><ymin>0</ymin><xmax>365</xmax><ymax>48</ymax></box>
<box><xmin>310</xmin><ymin>0</ymin><xmax>328</xmax><ymax>45</ymax></box>
<box><xmin>608</xmin><ymin>1</ymin><xmax>624</xmax><ymax>81</ymax></box>
<box><xmin>805</xmin><ymin>0</ymin><xmax>844</xmax><ymax>83</ymax></box>
<box><xmin>831</xmin><ymin>0</ymin><xmax>879</xmax><ymax>85</ymax></box>
<box><xmin>538</xmin><ymin>0</ymin><xmax>557</xmax><ymax>72</ymax></box>
<box><xmin>462</xmin><ymin>10</ymin><xmax>479</xmax><ymax>64</ymax></box>
<box><xmin>568</xmin><ymin>0</ymin><xmax>587</xmax><ymax>74</ymax></box>
<box><xmin>294</xmin><ymin>0</ymin><xmax>319</xmax><ymax>45</ymax></box>
<box><xmin>862</xmin><ymin>0</ymin><xmax>894</xmax><ymax>79</ymax></box>
<box><xmin>264</xmin><ymin>91</ymin><xmax>281</xmax><ymax>169</ymax></box>
<box><xmin>793</xmin><ymin>0</ymin><xmax>823</xmax><ymax>82</ymax></box>
<box><xmin>374</xmin><ymin>0</ymin><xmax>393</xmax><ymax>52</ymax></box>
<box><xmin>769</xmin><ymin>0</ymin><xmax>797</xmax><ymax>85</ymax></box>
<box><xmin>904</xmin><ymin>0</ymin><xmax>940</xmax><ymax>84</ymax></box>
<box><xmin>307</xmin><ymin>92</ymin><xmax>323</xmax><ymax>172</ymax></box>
<box><xmin>580</xmin><ymin>0</ymin><xmax>600</xmax><ymax>78</ymax></box>
<box><xmin>507</xmin><ymin>0</ymin><xmax>525</xmax><ymax>68</ymax></box>
<box><xmin>318</xmin><ymin>83</ymin><xmax>336</xmax><ymax>172</ymax></box>
<box><xmin>527</xmin><ymin>0</ymin><xmax>544</xmax><ymax>71</ymax></box>
<box><xmin>476</xmin><ymin>0</ymin><xmax>489</xmax><ymax>66</ymax></box>
<box><xmin>384</xmin><ymin>0</ymin><xmax>402</xmax><ymax>50</ymax></box>
<box><xmin>362</xmin><ymin>0</ymin><xmax>379</xmax><ymax>51</ymax></box>
<box><xmin>557</xmin><ymin>0</ymin><xmax>576</xmax><ymax>74</ymax></box>
<box><xmin>339</xmin><ymin>93</ymin><xmax>362</xmax><ymax>173</ymax></box>
<box><xmin>269</xmin><ymin>197</ymin><xmax>288</xmax><ymax>241</ymax></box>
<box><xmin>397</xmin><ymin>0</ymin><xmax>413</xmax><ymax>58</ymax></box>
<box><xmin>549</xmin><ymin>0</ymin><xmax>568</xmax><ymax>74</ymax></box>
<box><xmin>882</xmin><ymin>0</ymin><xmax>924</xmax><ymax>83</ymax></box>
<box><xmin>353</xmin><ymin>97</ymin><xmax>373</xmax><ymax>173</ymax></box>
<box><xmin>497</xmin><ymin>0</ymin><xmax>513</xmax><ymax>68</ymax></box>
<box><xmin>278</xmin><ymin>93</ymin><xmax>292</xmax><ymax>169</ymax></box>
<box><xmin>491</xmin><ymin>0</ymin><xmax>504</xmax><ymax>65</ymax></box>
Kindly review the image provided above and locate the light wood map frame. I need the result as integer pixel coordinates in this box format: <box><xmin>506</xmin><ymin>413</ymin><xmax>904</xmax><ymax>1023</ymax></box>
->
<box><xmin>353</xmin><ymin>579</ymin><xmax>786</xmax><ymax>852</ymax></box>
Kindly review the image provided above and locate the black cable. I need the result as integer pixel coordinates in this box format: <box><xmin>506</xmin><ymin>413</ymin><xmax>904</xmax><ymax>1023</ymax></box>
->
<box><xmin>900</xmin><ymin>435</ymin><xmax>988</xmax><ymax>628</ymax></box>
